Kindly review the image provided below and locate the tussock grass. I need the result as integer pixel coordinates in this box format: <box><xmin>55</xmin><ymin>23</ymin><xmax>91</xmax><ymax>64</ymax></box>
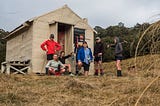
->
<box><xmin>0</xmin><ymin>66</ymin><xmax>159</xmax><ymax>106</ymax></box>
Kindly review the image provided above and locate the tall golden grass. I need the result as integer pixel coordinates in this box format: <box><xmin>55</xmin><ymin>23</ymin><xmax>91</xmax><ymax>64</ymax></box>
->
<box><xmin>134</xmin><ymin>20</ymin><xmax>160</xmax><ymax>106</ymax></box>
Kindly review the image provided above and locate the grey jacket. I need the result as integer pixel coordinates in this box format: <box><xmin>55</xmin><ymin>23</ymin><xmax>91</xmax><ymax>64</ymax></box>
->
<box><xmin>115</xmin><ymin>37</ymin><xmax>123</xmax><ymax>57</ymax></box>
<box><xmin>46</xmin><ymin>60</ymin><xmax>65</xmax><ymax>71</ymax></box>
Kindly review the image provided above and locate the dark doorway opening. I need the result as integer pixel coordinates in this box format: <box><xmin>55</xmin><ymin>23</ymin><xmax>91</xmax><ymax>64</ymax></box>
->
<box><xmin>58</xmin><ymin>23</ymin><xmax>71</xmax><ymax>52</ymax></box>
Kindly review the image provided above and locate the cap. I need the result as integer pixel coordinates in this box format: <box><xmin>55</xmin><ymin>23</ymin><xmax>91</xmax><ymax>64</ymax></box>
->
<box><xmin>96</xmin><ymin>37</ymin><xmax>101</xmax><ymax>40</ymax></box>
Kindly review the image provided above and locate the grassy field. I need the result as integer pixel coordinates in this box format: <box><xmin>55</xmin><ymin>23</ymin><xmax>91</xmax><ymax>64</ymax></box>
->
<box><xmin>0</xmin><ymin>56</ymin><xmax>160</xmax><ymax>106</ymax></box>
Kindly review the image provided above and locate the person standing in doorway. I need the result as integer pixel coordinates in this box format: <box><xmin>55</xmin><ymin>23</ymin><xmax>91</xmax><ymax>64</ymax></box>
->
<box><xmin>41</xmin><ymin>34</ymin><xmax>61</xmax><ymax>74</ymax></box>
<box><xmin>77</xmin><ymin>41</ymin><xmax>93</xmax><ymax>76</ymax></box>
<box><xmin>75</xmin><ymin>42</ymin><xmax>83</xmax><ymax>76</ymax></box>
<box><xmin>94</xmin><ymin>37</ymin><xmax>104</xmax><ymax>76</ymax></box>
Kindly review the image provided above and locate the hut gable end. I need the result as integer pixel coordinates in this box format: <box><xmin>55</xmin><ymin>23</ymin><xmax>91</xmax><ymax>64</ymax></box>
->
<box><xmin>36</xmin><ymin>5</ymin><xmax>83</xmax><ymax>25</ymax></box>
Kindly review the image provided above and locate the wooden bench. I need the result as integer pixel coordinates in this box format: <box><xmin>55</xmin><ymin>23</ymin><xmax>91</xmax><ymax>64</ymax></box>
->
<box><xmin>1</xmin><ymin>60</ymin><xmax>31</xmax><ymax>75</ymax></box>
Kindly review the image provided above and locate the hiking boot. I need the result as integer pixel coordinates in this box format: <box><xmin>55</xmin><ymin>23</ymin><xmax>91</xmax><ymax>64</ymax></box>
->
<box><xmin>94</xmin><ymin>69</ymin><xmax>99</xmax><ymax>76</ymax></box>
<box><xmin>117</xmin><ymin>70</ymin><xmax>122</xmax><ymax>77</ymax></box>
<box><xmin>119</xmin><ymin>70</ymin><xmax>122</xmax><ymax>76</ymax></box>
<box><xmin>100</xmin><ymin>72</ymin><xmax>104</xmax><ymax>76</ymax></box>
<box><xmin>100</xmin><ymin>69</ymin><xmax>104</xmax><ymax>76</ymax></box>
<box><xmin>94</xmin><ymin>72</ymin><xmax>98</xmax><ymax>76</ymax></box>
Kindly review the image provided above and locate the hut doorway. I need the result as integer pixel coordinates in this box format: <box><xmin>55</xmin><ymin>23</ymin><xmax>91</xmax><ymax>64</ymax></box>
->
<box><xmin>58</xmin><ymin>23</ymin><xmax>72</xmax><ymax>53</ymax></box>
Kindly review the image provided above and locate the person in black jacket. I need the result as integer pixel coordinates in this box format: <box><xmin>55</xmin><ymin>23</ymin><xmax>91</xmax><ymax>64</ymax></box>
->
<box><xmin>94</xmin><ymin>37</ymin><xmax>104</xmax><ymax>76</ymax></box>
<box><xmin>59</xmin><ymin>51</ymin><xmax>74</xmax><ymax>76</ymax></box>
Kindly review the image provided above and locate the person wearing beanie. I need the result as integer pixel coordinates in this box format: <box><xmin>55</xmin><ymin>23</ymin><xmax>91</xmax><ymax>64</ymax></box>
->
<box><xmin>108</xmin><ymin>36</ymin><xmax>123</xmax><ymax>77</ymax></box>
<box><xmin>41</xmin><ymin>34</ymin><xmax>61</xmax><ymax>74</ymax></box>
<box><xmin>114</xmin><ymin>37</ymin><xmax>123</xmax><ymax>77</ymax></box>
<box><xmin>94</xmin><ymin>37</ymin><xmax>104</xmax><ymax>76</ymax></box>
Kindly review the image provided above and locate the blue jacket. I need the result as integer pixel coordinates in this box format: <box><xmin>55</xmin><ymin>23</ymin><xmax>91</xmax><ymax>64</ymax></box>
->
<box><xmin>77</xmin><ymin>47</ymin><xmax>93</xmax><ymax>63</ymax></box>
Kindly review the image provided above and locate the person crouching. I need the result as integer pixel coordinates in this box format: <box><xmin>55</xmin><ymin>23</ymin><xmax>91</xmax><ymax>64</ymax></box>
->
<box><xmin>77</xmin><ymin>41</ymin><xmax>93</xmax><ymax>76</ymax></box>
<box><xmin>45</xmin><ymin>54</ymin><xmax>65</xmax><ymax>76</ymax></box>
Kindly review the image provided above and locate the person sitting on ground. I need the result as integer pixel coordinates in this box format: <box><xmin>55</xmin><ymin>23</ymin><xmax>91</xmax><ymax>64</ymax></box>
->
<box><xmin>77</xmin><ymin>41</ymin><xmax>93</xmax><ymax>76</ymax></box>
<box><xmin>59</xmin><ymin>51</ymin><xmax>74</xmax><ymax>76</ymax></box>
<box><xmin>45</xmin><ymin>54</ymin><xmax>65</xmax><ymax>75</ymax></box>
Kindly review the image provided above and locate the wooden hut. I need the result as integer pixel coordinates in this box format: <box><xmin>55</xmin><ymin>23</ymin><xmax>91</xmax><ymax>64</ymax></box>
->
<box><xmin>3</xmin><ymin>5</ymin><xmax>94</xmax><ymax>74</ymax></box>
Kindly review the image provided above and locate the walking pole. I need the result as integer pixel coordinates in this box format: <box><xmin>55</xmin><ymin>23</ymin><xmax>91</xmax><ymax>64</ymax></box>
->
<box><xmin>40</xmin><ymin>53</ymin><xmax>47</xmax><ymax>75</ymax></box>
<box><xmin>40</xmin><ymin>59</ymin><xmax>46</xmax><ymax>75</ymax></box>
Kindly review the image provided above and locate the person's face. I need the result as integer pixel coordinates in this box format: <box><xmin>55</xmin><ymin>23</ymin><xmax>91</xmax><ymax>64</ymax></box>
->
<box><xmin>96</xmin><ymin>39</ymin><xmax>100</xmax><ymax>43</ymax></box>
<box><xmin>53</xmin><ymin>55</ymin><xmax>58</xmax><ymax>61</ymax></box>
<box><xmin>61</xmin><ymin>52</ymin><xmax>65</xmax><ymax>56</ymax></box>
<box><xmin>50</xmin><ymin>37</ymin><xmax>54</xmax><ymax>41</ymax></box>
<box><xmin>83</xmin><ymin>43</ymin><xmax>88</xmax><ymax>48</ymax></box>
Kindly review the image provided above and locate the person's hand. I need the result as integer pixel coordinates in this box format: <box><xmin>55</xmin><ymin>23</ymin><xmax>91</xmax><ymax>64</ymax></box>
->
<box><xmin>90</xmin><ymin>60</ymin><xmax>93</xmax><ymax>63</ymax></box>
<box><xmin>107</xmin><ymin>44</ymin><xmax>110</xmax><ymax>48</ymax></box>
<box><xmin>78</xmin><ymin>61</ymin><xmax>82</xmax><ymax>66</ymax></box>
<box><xmin>45</xmin><ymin>49</ymin><xmax>48</xmax><ymax>53</ymax></box>
<box><xmin>70</xmin><ymin>52</ymin><xmax>73</xmax><ymax>55</ymax></box>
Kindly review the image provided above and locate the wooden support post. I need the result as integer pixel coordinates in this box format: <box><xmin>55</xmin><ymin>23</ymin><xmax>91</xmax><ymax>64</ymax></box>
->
<box><xmin>1</xmin><ymin>63</ymin><xmax>4</xmax><ymax>73</ymax></box>
<box><xmin>1</xmin><ymin>62</ymin><xmax>7</xmax><ymax>73</ymax></box>
<box><xmin>10</xmin><ymin>66</ymin><xmax>26</xmax><ymax>75</ymax></box>
<box><xmin>6</xmin><ymin>64</ymin><xmax>10</xmax><ymax>75</ymax></box>
<box><xmin>13</xmin><ymin>66</ymin><xmax>30</xmax><ymax>75</ymax></box>
<box><xmin>27</xmin><ymin>66</ymin><xmax>31</xmax><ymax>74</ymax></box>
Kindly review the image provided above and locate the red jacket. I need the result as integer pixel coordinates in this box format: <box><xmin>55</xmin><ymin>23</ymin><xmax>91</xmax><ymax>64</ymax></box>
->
<box><xmin>41</xmin><ymin>39</ymin><xmax>61</xmax><ymax>54</ymax></box>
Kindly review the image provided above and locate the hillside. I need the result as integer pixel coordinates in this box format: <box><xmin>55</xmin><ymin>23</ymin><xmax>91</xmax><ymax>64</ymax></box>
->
<box><xmin>0</xmin><ymin>56</ymin><xmax>160</xmax><ymax>106</ymax></box>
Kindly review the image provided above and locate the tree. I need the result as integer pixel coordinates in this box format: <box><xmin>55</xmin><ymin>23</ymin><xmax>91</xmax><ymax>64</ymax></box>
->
<box><xmin>0</xmin><ymin>29</ymin><xmax>9</xmax><ymax>65</ymax></box>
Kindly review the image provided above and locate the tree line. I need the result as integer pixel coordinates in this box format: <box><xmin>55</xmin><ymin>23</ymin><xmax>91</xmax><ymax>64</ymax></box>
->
<box><xmin>94</xmin><ymin>22</ymin><xmax>150</xmax><ymax>62</ymax></box>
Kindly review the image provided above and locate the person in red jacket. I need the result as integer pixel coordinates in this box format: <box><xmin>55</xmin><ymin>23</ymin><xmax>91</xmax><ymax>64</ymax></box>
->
<box><xmin>41</xmin><ymin>34</ymin><xmax>61</xmax><ymax>61</ymax></box>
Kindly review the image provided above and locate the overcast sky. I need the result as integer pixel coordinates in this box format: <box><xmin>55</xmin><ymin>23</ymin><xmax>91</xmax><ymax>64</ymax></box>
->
<box><xmin>1</xmin><ymin>0</ymin><xmax>160</xmax><ymax>31</ymax></box>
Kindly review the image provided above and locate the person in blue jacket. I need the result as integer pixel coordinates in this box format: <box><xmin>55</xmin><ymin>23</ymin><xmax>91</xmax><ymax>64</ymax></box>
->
<box><xmin>77</xmin><ymin>41</ymin><xmax>93</xmax><ymax>76</ymax></box>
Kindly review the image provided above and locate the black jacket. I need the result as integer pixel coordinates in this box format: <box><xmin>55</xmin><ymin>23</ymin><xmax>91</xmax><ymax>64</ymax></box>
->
<box><xmin>94</xmin><ymin>42</ymin><xmax>104</xmax><ymax>56</ymax></box>
<box><xmin>59</xmin><ymin>55</ymin><xmax>71</xmax><ymax>64</ymax></box>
